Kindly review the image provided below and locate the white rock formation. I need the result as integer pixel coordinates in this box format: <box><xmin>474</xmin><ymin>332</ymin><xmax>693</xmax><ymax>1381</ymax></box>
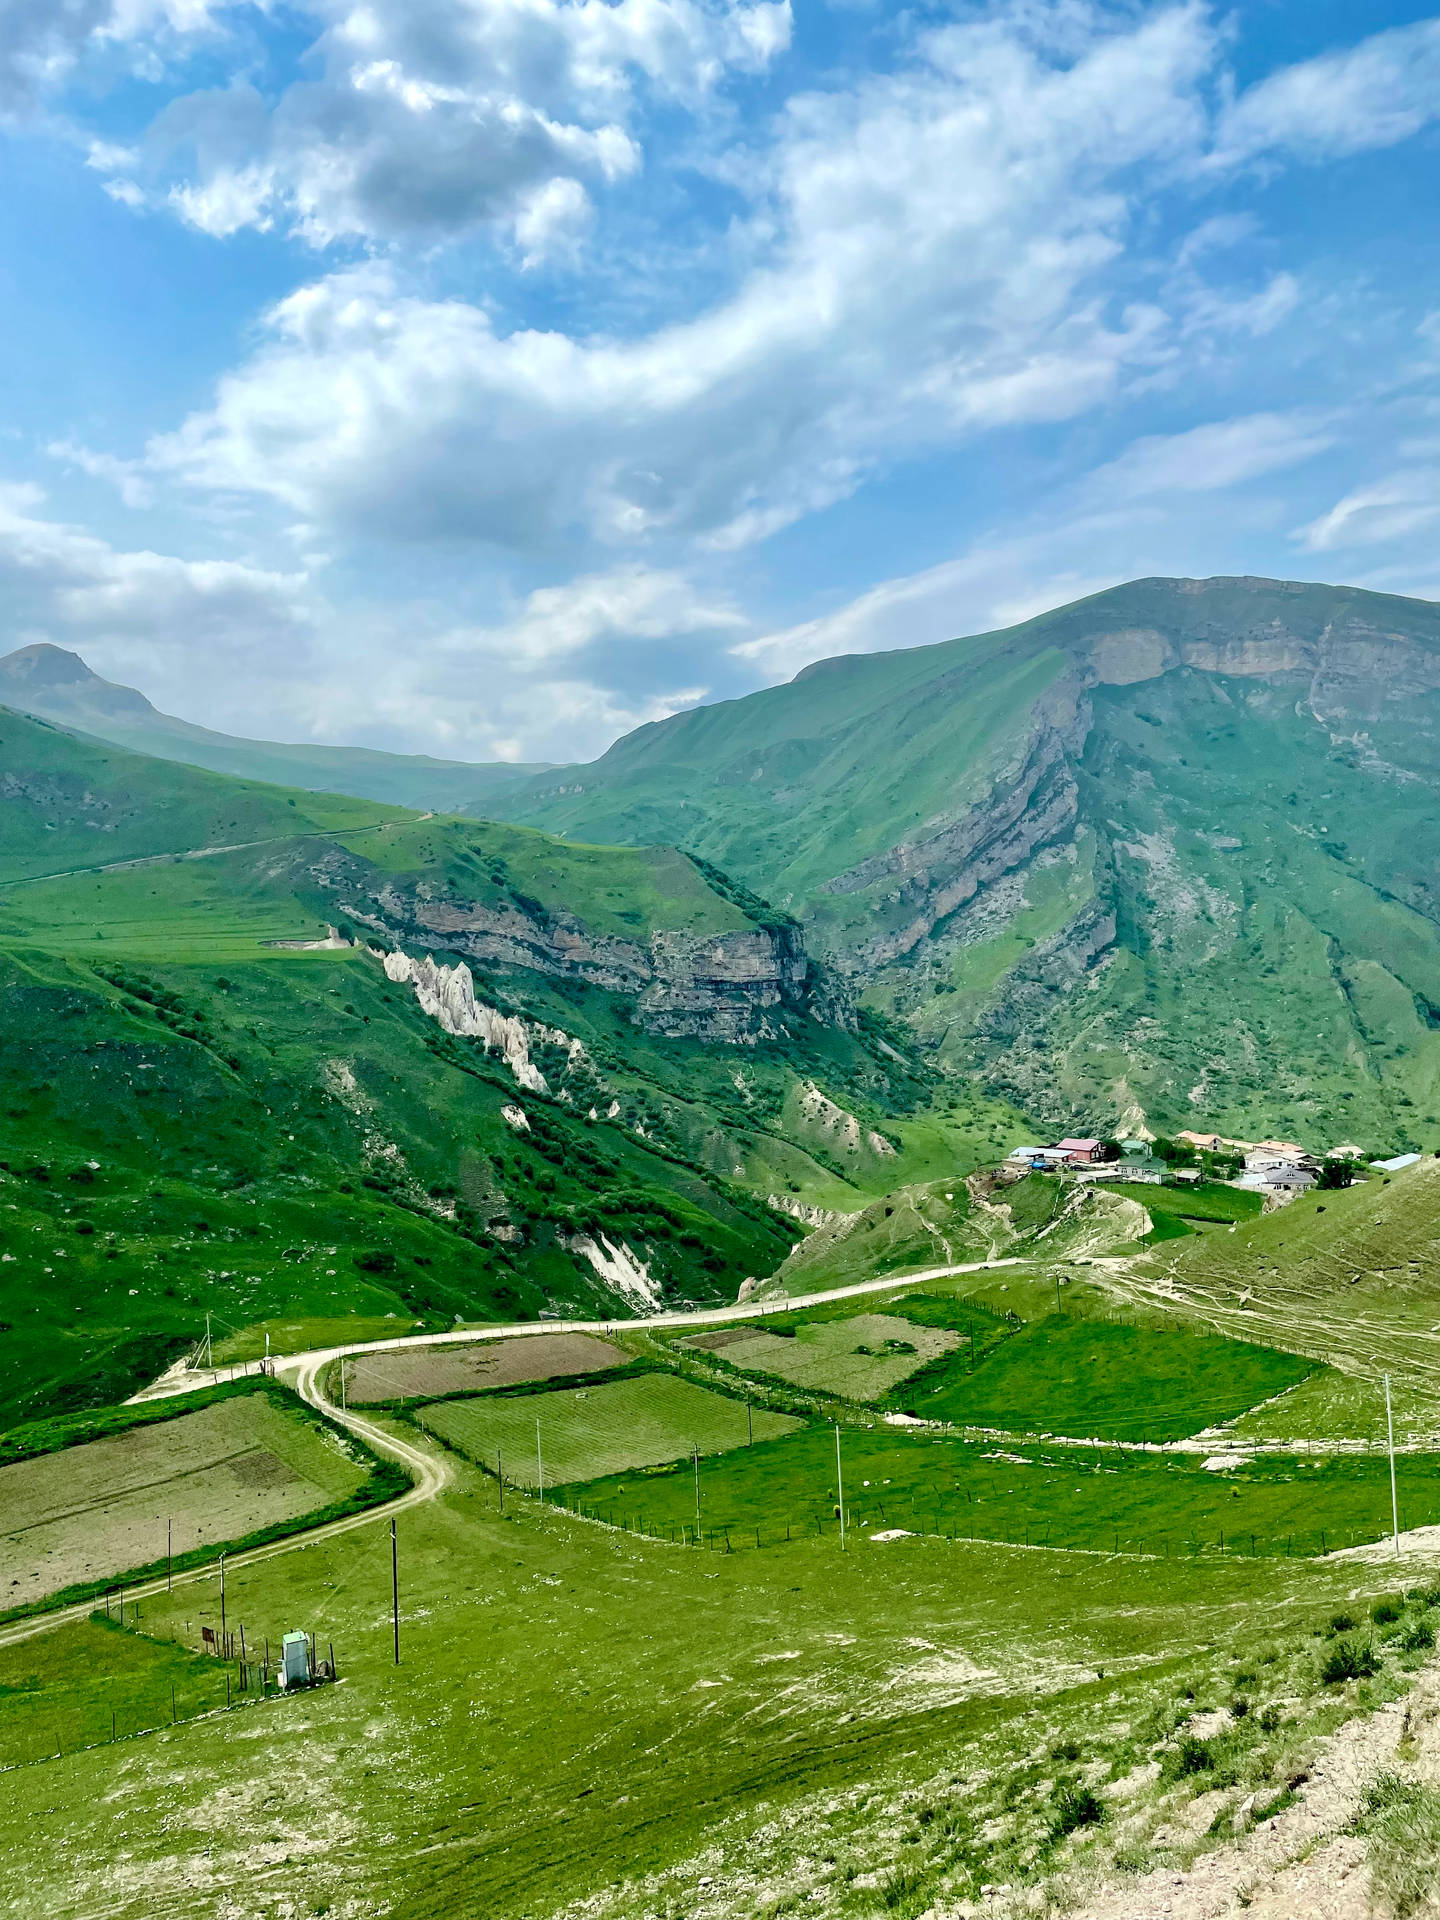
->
<box><xmin>383</xmin><ymin>948</ymin><xmax>585</xmax><ymax>1094</ymax></box>
<box><xmin>501</xmin><ymin>1104</ymin><xmax>530</xmax><ymax>1132</ymax></box>
<box><xmin>564</xmin><ymin>1234</ymin><xmax>661</xmax><ymax>1310</ymax></box>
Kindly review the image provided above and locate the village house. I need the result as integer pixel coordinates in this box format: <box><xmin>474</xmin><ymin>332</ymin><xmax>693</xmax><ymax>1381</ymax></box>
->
<box><xmin>1056</xmin><ymin>1137</ymin><xmax>1104</xmax><ymax>1164</ymax></box>
<box><xmin>1175</xmin><ymin>1129</ymin><xmax>1254</xmax><ymax>1153</ymax></box>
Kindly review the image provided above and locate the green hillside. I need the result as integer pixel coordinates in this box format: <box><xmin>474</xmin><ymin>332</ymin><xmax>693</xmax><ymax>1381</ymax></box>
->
<box><xmin>505</xmin><ymin>575</ymin><xmax>1440</xmax><ymax>1146</ymax></box>
<box><xmin>0</xmin><ymin>644</ymin><xmax>552</xmax><ymax>812</ymax></box>
<box><xmin>0</xmin><ymin>710</ymin><xmax>1033</xmax><ymax>1419</ymax></box>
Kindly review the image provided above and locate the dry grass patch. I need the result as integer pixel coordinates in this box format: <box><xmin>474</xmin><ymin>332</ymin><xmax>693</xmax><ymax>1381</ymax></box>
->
<box><xmin>0</xmin><ymin>1394</ymin><xmax>367</xmax><ymax>1608</ymax></box>
<box><xmin>688</xmin><ymin>1313</ymin><xmax>962</xmax><ymax>1401</ymax></box>
<box><xmin>343</xmin><ymin>1333</ymin><xmax>626</xmax><ymax>1404</ymax></box>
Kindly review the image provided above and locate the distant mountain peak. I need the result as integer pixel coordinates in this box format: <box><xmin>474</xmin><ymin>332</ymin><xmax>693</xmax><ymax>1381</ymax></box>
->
<box><xmin>0</xmin><ymin>643</ymin><xmax>157</xmax><ymax>715</ymax></box>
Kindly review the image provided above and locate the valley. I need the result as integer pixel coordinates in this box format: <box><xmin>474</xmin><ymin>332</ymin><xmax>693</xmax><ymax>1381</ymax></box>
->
<box><xmin>8</xmin><ymin>577</ymin><xmax>1440</xmax><ymax>1919</ymax></box>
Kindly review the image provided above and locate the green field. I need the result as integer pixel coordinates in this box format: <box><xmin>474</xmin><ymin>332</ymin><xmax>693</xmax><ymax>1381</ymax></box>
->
<box><xmin>0</xmin><ymin>1616</ymin><xmax>239</xmax><ymax>1769</ymax></box>
<box><xmin>580</xmin><ymin>1423</ymin><xmax>1438</xmax><ymax>1559</ymax></box>
<box><xmin>686</xmin><ymin>1312</ymin><xmax>962</xmax><ymax>1400</ymax></box>
<box><xmin>1124</xmin><ymin>1181</ymin><xmax>1265</xmax><ymax>1222</ymax></box>
<box><xmin>0</xmin><ymin>1431</ymin><xmax>1420</xmax><ymax>1920</ymax></box>
<box><xmin>902</xmin><ymin>1315</ymin><xmax>1318</xmax><ymax>1440</ymax></box>
<box><xmin>417</xmin><ymin>1373</ymin><xmax>802</xmax><ymax>1486</ymax></box>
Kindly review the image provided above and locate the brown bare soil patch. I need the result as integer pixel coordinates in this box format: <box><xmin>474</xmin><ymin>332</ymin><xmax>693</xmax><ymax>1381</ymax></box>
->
<box><xmin>0</xmin><ymin>1395</ymin><xmax>366</xmax><ymax>1610</ymax></box>
<box><xmin>343</xmin><ymin>1333</ymin><xmax>627</xmax><ymax>1404</ymax></box>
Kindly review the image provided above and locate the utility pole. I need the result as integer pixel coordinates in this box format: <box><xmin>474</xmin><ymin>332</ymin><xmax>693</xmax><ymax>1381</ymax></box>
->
<box><xmin>835</xmin><ymin>1423</ymin><xmax>846</xmax><ymax>1552</ymax></box>
<box><xmin>391</xmin><ymin>1517</ymin><xmax>400</xmax><ymax>1665</ymax></box>
<box><xmin>747</xmin><ymin>1399</ymin><xmax>753</xmax><ymax>1446</ymax></box>
<box><xmin>219</xmin><ymin>1553</ymin><xmax>226</xmax><ymax>1650</ymax></box>
<box><xmin>498</xmin><ymin>1447</ymin><xmax>504</xmax><ymax>1511</ymax></box>
<box><xmin>1386</xmin><ymin>1374</ymin><xmax>1401</xmax><ymax>1558</ymax></box>
<box><xmin>340</xmin><ymin>1356</ymin><xmax>346</xmax><ymax>1412</ymax></box>
<box><xmin>167</xmin><ymin>1518</ymin><xmax>172</xmax><ymax>1593</ymax></box>
<box><xmin>693</xmin><ymin>1443</ymin><xmax>701</xmax><ymax>1542</ymax></box>
<box><xmin>203</xmin><ymin>1311</ymin><xmax>213</xmax><ymax>1371</ymax></box>
<box><xmin>536</xmin><ymin>1418</ymin><xmax>544</xmax><ymax>1503</ymax></box>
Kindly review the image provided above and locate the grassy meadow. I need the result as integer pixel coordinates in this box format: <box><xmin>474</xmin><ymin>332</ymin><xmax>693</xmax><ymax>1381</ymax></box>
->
<box><xmin>0</xmin><ymin>1426</ymin><xmax>1432</xmax><ymax>1920</ymax></box>
<box><xmin>903</xmin><ymin>1315</ymin><xmax>1317</xmax><ymax>1440</ymax></box>
<box><xmin>576</xmin><ymin>1423</ymin><xmax>1432</xmax><ymax>1559</ymax></box>
<box><xmin>417</xmin><ymin>1371</ymin><xmax>802</xmax><ymax>1486</ymax></box>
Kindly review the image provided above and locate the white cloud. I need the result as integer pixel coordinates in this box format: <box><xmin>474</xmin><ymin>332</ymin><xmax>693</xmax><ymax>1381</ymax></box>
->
<box><xmin>1085</xmin><ymin>410</ymin><xmax>1336</xmax><ymax>501</ymax></box>
<box><xmin>0</xmin><ymin>0</ymin><xmax>217</xmax><ymax>116</ymax></box>
<box><xmin>444</xmin><ymin>563</ymin><xmax>744</xmax><ymax>664</ymax></box>
<box><xmin>148</xmin><ymin>6</ymin><xmax>1232</xmax><ymax>552</ymax></box>
<box><xmin>1298</xmin><ymin>472</ymin><xmax>1440</xmax><ymax>552</ymax></box>
<box><xmin>1213</xmin><ymin>18</ymin><xmax>1440</xmax><ymax>168</ymax></box>
<box><xmin>89</xmin><ymin>0</ymin><xmax>789</xmax><ymax>250</ymax></box>
<box><xmin>0</xmin><ymin>484</ymin><xmax>313</xmax><ymax>690</ymax></box>
<box><xmin>46</xmin><ymin>439</ymin><xmax>155</xmax><ymax>509</ymax></box>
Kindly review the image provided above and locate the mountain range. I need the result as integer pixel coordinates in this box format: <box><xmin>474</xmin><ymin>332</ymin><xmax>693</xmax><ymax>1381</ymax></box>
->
<box><xmin>0</xmin><ymin>641</ymin><xmax>550</xmax><ymax>812</ymax></box>
<box><xmin>7</xmin><ymin>572</ymin><xmax>1440</xmax><ymax>1150</ymax></box>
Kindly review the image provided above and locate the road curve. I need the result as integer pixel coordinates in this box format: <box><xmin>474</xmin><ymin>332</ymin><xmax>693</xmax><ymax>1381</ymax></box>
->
<box><xmin>147</xmin><ymin>1255</ymin><xmax>1029</xmax><ymax>1404</ymax></box>
<box><xmin>0</xmin><ymin>1351</ymin><xmax>449</xmax><ymax>1653</ymax></box>
<box><xmin>0</xmin><ymin>1255</ymin><xmax>1022</xmax><ymax>1651</ymax></box>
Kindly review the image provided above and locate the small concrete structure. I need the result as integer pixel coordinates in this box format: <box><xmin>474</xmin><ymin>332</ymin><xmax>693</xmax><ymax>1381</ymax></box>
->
<box><xmin>280</xmin><ymin>1631</ymin><xmax>311</xmax><ymax>1690</ymax></box>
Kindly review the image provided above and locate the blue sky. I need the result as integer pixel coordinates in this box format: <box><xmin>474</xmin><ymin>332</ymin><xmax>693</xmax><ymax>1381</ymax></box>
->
<box><xmin>2</xmin><ymin>1</ymin><xmax>1439</xmax><ymax>764</ymax></box>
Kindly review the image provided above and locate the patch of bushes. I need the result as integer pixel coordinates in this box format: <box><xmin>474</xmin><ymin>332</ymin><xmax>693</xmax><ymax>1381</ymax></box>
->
<box><xmin>1170</xmin><ymin>1736</ymin><xmax>1215</xmax><ymax>1778</ymax></box>
<box><xmin>1051</xmin><ymin>1784</ymin><xmax>1106</xmax><ymax>1837</ymax></box>
<box><xmin>1321</xmin><ymin>1639</ymin><xmax>1381</xmax><ymax>1685</ymax></box>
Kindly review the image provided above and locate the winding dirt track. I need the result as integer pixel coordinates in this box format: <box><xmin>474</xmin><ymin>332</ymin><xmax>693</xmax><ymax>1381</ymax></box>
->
<box><xmin>0</xmin><ymin>1257</ymin><xmax>1019</xmax><ymax>1652</ymax></box>
<box><xmin>0</xmin><ymin>1350</ymin><xmax>450</xmax><ymax>1653</ymax></box>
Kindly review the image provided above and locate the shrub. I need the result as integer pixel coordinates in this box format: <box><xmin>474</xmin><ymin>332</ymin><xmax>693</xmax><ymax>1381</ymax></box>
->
<box><xmin>1321</xmin><ymin>1639</ymin><xmax>1380</xmax><ymax>1685</ymax></box>
<box><xmin>1329</xmin><ymin>1611</ymin><xmax>1357</xmax><ymax>1635</ymax></box>
<box><xmin>354</xmin><ymin>1248</ymin><xmax>398</xmax><ymax>1275</ymax></box>
<box><xmin>1052</xmin><ymin>1784</ymin><xmax>1106</xmax><ymax>1837</ymax></box>
<box><xmin>879</xmin><ymin>1865</ymin><xmax>924</xmax><ymax>1910</ymax></box>
<box><xmin>1401</xmin><ymin>1618</ymin><xmax>1436</xmax><ymax>1653</ymax></box>
<box><xmin>1373</xmin><ymin>1599</ymin><xmax>1402</xmax><ymax>1626</ymax></box>
<box><xmin>1356</xmin><ymin>1773</ymin><xmax>1440</xmax><ymax>1918</ymax></box>
<box><xmin>1174</xmin><ymin>1736</ymin><xmax>1215</xmax><ymax>1777</ymax></box>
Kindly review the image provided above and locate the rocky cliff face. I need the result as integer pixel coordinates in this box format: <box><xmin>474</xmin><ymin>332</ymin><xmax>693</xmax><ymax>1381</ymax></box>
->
<box><xmin>820</xmin><ymin>676</ymin><xmax>1091</xmax><ymax>973</ymax></box>
<box><xmin>275</xmin><ymin>843</ymin><xmax>814</xmax><ymax>1043</ymax></box>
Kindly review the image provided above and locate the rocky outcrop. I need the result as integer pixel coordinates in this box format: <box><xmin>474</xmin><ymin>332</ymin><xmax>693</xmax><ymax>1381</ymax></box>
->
<box><xmin>1073</xmin><ymin>579</ymin><xmax>1440</xmax><ymax>719</ymax></box>
<box><xmin>766</xmin><ymin>1193</ymin><xmax>861</xmax><ymax>1231</ymax></box>
<box><xmin>562</xmin><ymin>1234</ymin><xmax>661</xmax><ymax>1310</ymax></box>
<box><xmin>637</xmin><ymin>925</ymin><xmax>809</xmax><ymax>1041</ymax></box>
<box><xmin>332</xmin><ymin>856</ymin><xmax>812</xmax><ymax>1042</ymax></box>
<box><xmin>820</xmin><ymin>676</ymin><xmax>1090</xmax><ymax>972</ymax></box>
<box><xmin>797</xmin><ymin>1083</ymin><xmax>897</xmax><ymax>1158</ymax></box>
<box><xmin>383</xmin><ymin>949</ymin><xmax>579</xmax><ymax>1092</ymax></box>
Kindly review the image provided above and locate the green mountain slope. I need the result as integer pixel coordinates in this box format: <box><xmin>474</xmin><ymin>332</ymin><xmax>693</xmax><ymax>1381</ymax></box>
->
<box><xmin>0</xmin><ymin>711</ymin><xmax>1024</xmax><ymax>1420</ymax></box>
<box><xmin>506</xmin><ymin>575</ymin><xmax>1440</xmax><ymax>1148</ymax></box>
<box><xmin>0</xmin><ymin>643</ymin><xmax>551</xmax><ymax>812</ymax></box>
